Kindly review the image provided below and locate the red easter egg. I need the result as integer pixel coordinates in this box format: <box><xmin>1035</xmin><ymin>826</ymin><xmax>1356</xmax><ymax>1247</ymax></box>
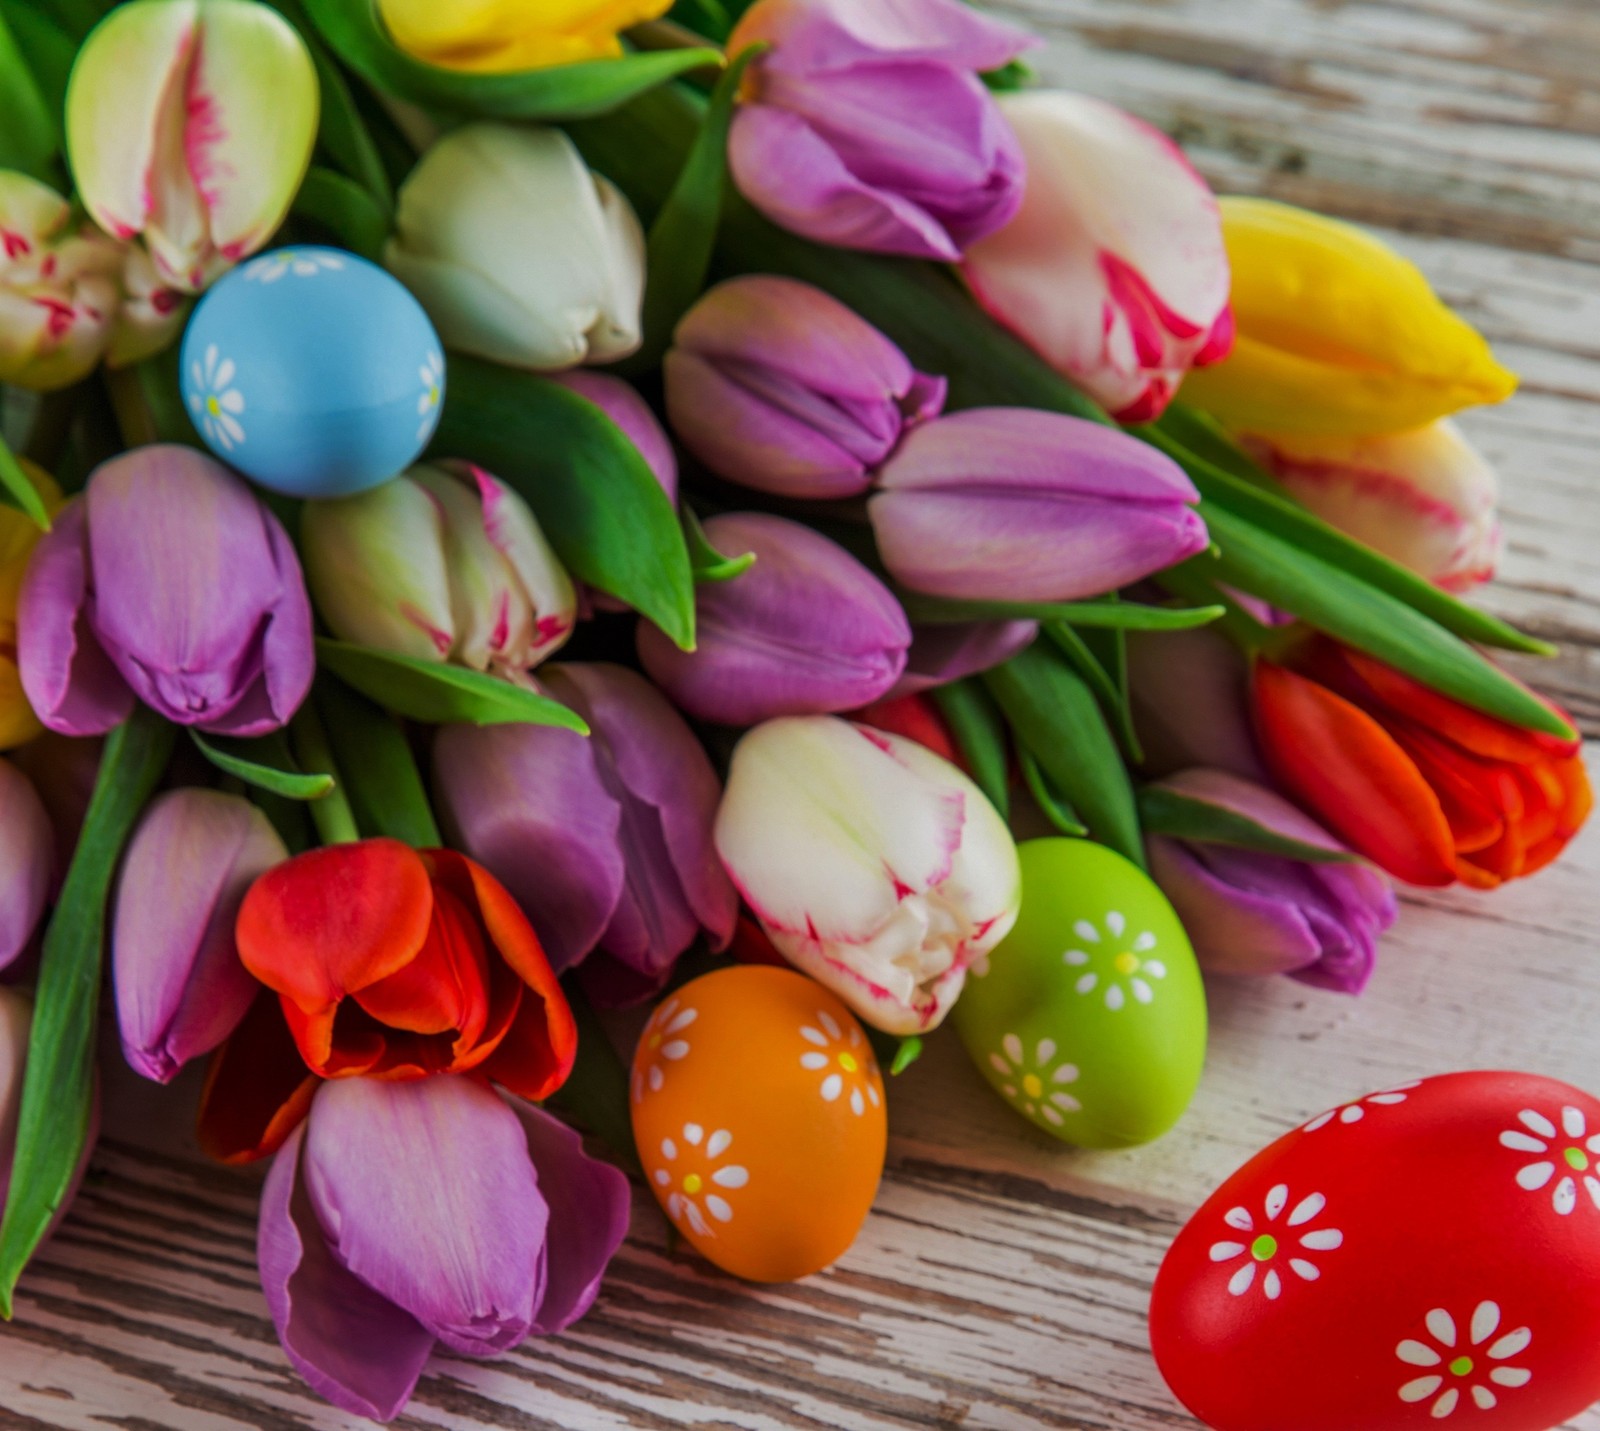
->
<box><xmin>1151</xmin><ymin>1072</ymin><xmax>1600</xmax><ymax>1431</ymax></box>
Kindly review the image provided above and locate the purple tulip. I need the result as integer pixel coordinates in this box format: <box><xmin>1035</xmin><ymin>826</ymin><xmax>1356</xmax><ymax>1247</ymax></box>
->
<box><xmin>259</xmin><ymin>1075</ymin><xmax>630</xmax><ymax>1422</ymax></box>
<box><xmin>638</xmin><ymin>513</ymin><xmax>911</xmax><ymax>725</ymax></box>
<box><xmin>18</xmin><ymin>444</ymin><xmax>315</xmax><ymax>737</ymax></box>
<box><xmin>0</xmin><ymin>758</ymin><xmax>52</xmax><ymax>971</ymax></box>
<box><xmin>869</xmin><ymin>408</ymin><xmax>1209</xmax><ymax>602</ymax></box>
<box><xmin>433</xmin><ymin>661</ymin><xmax>738</xmax><ymax>1004</ymax></box>
<box><xmin>890</xmin><ymin>618</ymin><xmax>1037</xmax><ymax>698</ymax></box>
<box><xmin>550</xmin><ymin>369</ymin><xmax>677</xmax><ymax>503</ymax></box>
<box><xmin>1144</xmin><ymin>768</ymin><xmax>1397</xmax><ymax>994</ymax></box>
<box><xmin>727</xmin><ymin>0</ymin><xmax>1036</xmax><ymax>260</ymax></box>
<box><xmin>112</xmin><ymin>789</ymin><xmax>287</xmax><ymax>1083</ymax></box>
<box><xmin>664</xmin><ymin>276</ymin><xmax>945</xmax><ymax>499</ymax></box>
<box><xmin>1126</xmin><ymin>627</ymin><xmax>1267</xmax><ymax>782</ymax></box>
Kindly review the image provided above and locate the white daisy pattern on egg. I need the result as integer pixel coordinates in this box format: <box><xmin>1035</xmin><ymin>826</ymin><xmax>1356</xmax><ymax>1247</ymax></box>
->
<box><xmin>417</xmin><ymin>350</ymin><xmax>444</xmax><ymax>441</ymax></box>
<box><xmin>1499</xmin><ymin>1105</ymin><xmax>1600</xmax><ymax>1216</ymax></box>
<box><xmin>1062</xmin><ymin>910</ymin><xmax>1166</xmax><ymax>1012</ymax></box>
<box><xmin>651</xmin><ymin>1123</ymin><xmax>749</xmax><ymax>1238</ymax></box>
<box><xmin>1208</xmin><ymin>1184</ymin><xmax>1343</xmax><ymax>1301</ymax></box>
<box><xmin>799</xmin><ymin>1008</ymin><xmax>881</xmax><ymax>1117</ymax></box>
<box><xmin>187</xmin><ymin>343</ymin><xmax>246</xmax><ymax>451</ymax></box>
<box><xmin>1396</xmin><ymin>1300</ymin><xmax>1533</xmax><ymax>1417</ymax></box>
<box><xmin>631</xmin><ymin>996</ymin><xmax>696</xmax><ymax>1105</ymax></box>
<box><xmin>987</xmin><ymin>1034</ymin><xmax>1081</xmax><ymax>1127</ymax></box>
<box><xmin>243</xmin><ymin>249</ymin><xmax>346</xmax><ymax>283</ymax></box>
<box><xmin>1304</xmin><ymin>1081</ymin><xmax>1424</xmax><ymax>1132</ymax></box>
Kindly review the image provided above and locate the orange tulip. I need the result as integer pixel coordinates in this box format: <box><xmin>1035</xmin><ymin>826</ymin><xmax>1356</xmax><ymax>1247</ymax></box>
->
<box><xmin>1253</xmin><ymin>637</ymin><xmax>1590</xmax><ymax>889</ymax></box>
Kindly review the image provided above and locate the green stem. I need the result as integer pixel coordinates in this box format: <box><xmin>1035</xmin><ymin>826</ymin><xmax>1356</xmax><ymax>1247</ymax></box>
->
<box><xmin>289</xmin><ymin>702</ymin><xmax>360</xmax><ymax>846</ymax></box>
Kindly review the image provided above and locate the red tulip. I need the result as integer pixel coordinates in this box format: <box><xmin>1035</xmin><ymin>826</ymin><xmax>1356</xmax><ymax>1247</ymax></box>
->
<box><xmin>1253</xmin><ymin>637</ymin><xmax>1591</xmax><ymax>889</ymax></box>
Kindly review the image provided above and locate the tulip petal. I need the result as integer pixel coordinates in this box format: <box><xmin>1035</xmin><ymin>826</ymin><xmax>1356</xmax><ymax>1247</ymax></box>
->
<box><xmin>197</xmin><ymin>991</ymin><xmax>319</xmax><ymax>1164</ymax></box>
<box><xmin>508</xmin><ymin>1101</ymin><xmax>631</xmax><ymax>1334</ymax></box>
<box><xmin>301</xmin><ymin>1077</ymin><xmax>547</xmax><ymax>1356</ymax></box>
<box><xmin>733</xmin><ymin>0</ymin><xmax>1033</xmax><ymax>76</ymax></box>
<box><xmin>0</xmin><ymin>760</ymin><xmax>50</xmax><ymax>970</ymax></box>
<box><xmin>549</xmin><ymin>372</ymin><xmax>677</xmax><ymax>502</ymax></box>
<box><xmin>259</xmin><ymin>1123</ymin><xmax>436</xmax><ymax>1423</ymax></box>
<box><xmin>889</xmin><ymin>619</ymin><xmax>1038</xmax><ymax>698</ymax></box>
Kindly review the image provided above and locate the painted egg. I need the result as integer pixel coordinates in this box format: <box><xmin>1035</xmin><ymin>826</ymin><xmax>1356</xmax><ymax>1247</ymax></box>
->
<box><xmin>631</xmin><ymin>965</ymin><xmax>887</xmax><ymax>1283</ymax></box>
<box><xmin>181</xmin><ymin>246</ymin><xmax>444</xmax><ymax>498</ymax></box>
<box><xmin>1151</xmin><ymin>1070</ymin><xmax>1600</xmax><ymax>1431</ymax></box>
<box><xmin>951</xmin><ymin>838</ymin><xmax>1207</xmax><ymax>1149</ymax></box>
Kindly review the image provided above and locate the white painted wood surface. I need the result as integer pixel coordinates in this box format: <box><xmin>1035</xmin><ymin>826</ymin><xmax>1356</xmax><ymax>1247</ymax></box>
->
<box><xmin>5</xmin><ymin>1</ymin><xmax>1600</xmax><ymax>1426</ymax></box>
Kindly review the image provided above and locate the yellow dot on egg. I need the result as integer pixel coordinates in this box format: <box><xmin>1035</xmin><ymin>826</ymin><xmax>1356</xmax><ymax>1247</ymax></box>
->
<box><xmin>206</xmin><ymin>396</ymin><xmax>221</xmax><ymax>416</ymax></box>
<box><xmin>1022</xmin><ymin>1074</ymin><xmax>1044</xmax><ymax>1100</ymax></box>
<box><xmin>838</xmin><ymin>1052</ymin><xmax>859</xmax><ymax>1073</ymax></box>
<box><xmin>1114</xmin><ymin>951</ymin><xmax>1140</xmax><ymax>976</ymax></box>
<box><xmin>682</xmin><ymin>1172</ymin><xmax>703</xmax><ymax>1195</ymax></box>
<box><xmin>648</xmin><ymin>1033</ymin><xmax>662</xmax><ymax>1051</ymax></box>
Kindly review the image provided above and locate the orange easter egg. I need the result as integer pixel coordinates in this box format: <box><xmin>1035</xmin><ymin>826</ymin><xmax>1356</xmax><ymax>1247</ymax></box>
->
<box><xmin>631</xmin><ymin>965</ymin><xmax>888</xmax><ymax>1282</ymax></box>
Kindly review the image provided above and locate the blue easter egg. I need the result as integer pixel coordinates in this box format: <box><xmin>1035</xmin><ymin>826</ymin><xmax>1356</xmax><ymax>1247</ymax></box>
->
<box><xmin>181</xmin><ymin>246</ymin><xmax>444</xmax><ymax>499</ymax></box>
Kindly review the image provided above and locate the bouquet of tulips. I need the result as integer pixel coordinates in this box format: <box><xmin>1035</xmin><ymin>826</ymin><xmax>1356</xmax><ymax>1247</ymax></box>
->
<box><xmin>0</xmin><ymin>0</ymin><xmax>1589</xmax><ymax>1420</ymax></box>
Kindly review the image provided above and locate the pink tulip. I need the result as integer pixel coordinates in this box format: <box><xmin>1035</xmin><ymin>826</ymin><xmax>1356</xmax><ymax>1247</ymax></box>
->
<box><xmin>963</xmin><ymin>92</ymin><xmax>1232</xmax><ymax>422</ymax></box>
<box><xmin>0</xmin><ymin>759</ymin><xmax>52</xmax><ymax>971</ymax></box>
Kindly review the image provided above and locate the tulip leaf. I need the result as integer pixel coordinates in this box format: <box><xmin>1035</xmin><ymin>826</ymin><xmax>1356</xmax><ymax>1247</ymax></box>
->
<box><xmin>666</xmin><ymin>0</ymin><xmax>734</xmax><ymax>42</ymax></box>
<box><xmin>544</xmin><ymin>983</ymin><xmax>640</xmax><ymax>1175</ymax></box>
<box><xmin>434</xmin><ymin>359</ymin><xmax>696</xmax><ymax>650</ymax></box>
<box><xmin>0</xmin><ymin>4</ymin><xmax>77</xmax><ymax>129</ymax></box>
<box><xmin>190</xmin><ymin>730</ymin><xmax>336</xmax><ymax>801</ymax></box>
<box><xmin>0</xmin><ymin>9</ymin><xmax>57</xmax><ymax>182</ymax></box>
<box><xmin>1046</xmin><ymin>623</ymin><xmax>1142</xmax><ymax>765</ymax></box>
<box><xmin>0</xmin><ymin>705</ymin><xmax>176</xmax><ymax>1316</ymax></box>
<box><xmin>292</xmin><ymin>166</ymin><xmax>390</xmax><ymax>261</ymax></box>
<box><xmin>315</xmin><ymin>676</ymin><xmax>442</xmax><ymax>847</ymax></box>
<box><xmin>890</xmin><ymin>1036</ymin><xmax>924</xmax><ymax>1076</ymax></box>
<box><xmin>1138</xmin><ymin>784</ymin><xmax>1362</xmax><ymax>865</ymax></box>
<box><xmin>981</xmin><ymin>59</ymin><xmax>1034</xmax><ymax>93</ymax></box>
<box><xmin>626</xmin><ymin>44</ymin><xmax>763</xmax><ymax>374</ymax></box>
<box><xmin>898</xmin><ymin>591</ymin><xmax>1224</xmax><ymax>631</ymax></box>
<box><xmin>1017</xmin><ymin>748</ymin><xmax>1089</xmax><ymax>839</ymax></box>
<box><xmin>931</xmin><ymin>678</ymin><xmax>1010</xmax><ymax>821</ymax></box>
<box><xmin>984</xmin><ymin>645</ymin><xmax>1144</xmax><ymax>866</ymax></box>
<box><xmin>297</xmin><ymin>0</ymin><xmax>723</xmax><ymax>121</ymax></box>
<box><xmin>1148</xmin><ymin>410</ymin><xmax>1554</xmax><ymax>657</ymax></box>
<box><xmin>0</xmin><ymin>431</ymin><xmax>50</xmax><ymax>529</ymax></box>
<box><xmin>317</xmin><ymin>640</ymin><xmax>589</xmax><ymax>733</ymax></box>
<box><xmin>1194</xmin><ymin>504</ymin><xmax>1575</xmax><ymax>741</ymax></box>
<box><xmin>683</xmin><ymin>504</ymin><xmax>755</xmax><ymax>584</ymax></box>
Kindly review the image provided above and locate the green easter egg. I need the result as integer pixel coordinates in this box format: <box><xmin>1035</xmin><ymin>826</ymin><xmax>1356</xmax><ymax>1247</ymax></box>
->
<box><xmin>952</xmin><ymin>838</ymin><xmax>1207</xmax><ymax>1149</ymax></box>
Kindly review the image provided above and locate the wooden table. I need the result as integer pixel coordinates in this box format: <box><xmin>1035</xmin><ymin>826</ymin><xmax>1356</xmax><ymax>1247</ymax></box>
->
<box><xmin>7</xmin><ymin>1</ymin><xmax>1600</xmax><ymax>1427</ymax></box>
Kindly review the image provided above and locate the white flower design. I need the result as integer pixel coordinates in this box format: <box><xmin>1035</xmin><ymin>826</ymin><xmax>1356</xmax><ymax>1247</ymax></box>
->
<box><xmin>631</xmin><ymin>996</ymin><xmax>696</xmax><ymax>1104</ymax></box>
<box><xmin>243</xmin><ymin>249</ymin><xmax>346</xmax><ymax>283</ymax></box>
<box><xmin>1062</xmin><ymin>911</ymin><xmax>1165</xmax><ymax>1012</ymax></box>
<box><xmin>417</xmin><ymin>350</ymin><xmax>444</xmax><ymax>441</ymax></box>
<box><xmin>187</xmin><ymin>343</ymin><xmax>245</xmax><ymax>451</ymax></box>
<box><xmin>1499</xmin><ymin>1105</ymin><xmax>1600</xmax><ymax>1216</ymax></box>
<box><xmin>1208</xmin><ymin>1184</ymin><xmax>1343</xmax><ymax>1301</ymax></box>
<box><xmin>987</xmin><ymin>1033</ymin><xmax>1081</xmax><ymax>1127</ymax></box>
<box><xmin>1304</xmin><ymin>1080</ymin><xmax>1423</xmax><ymax>1131</ymax></box>
<box><xmin>651</xmin><ymin>1124</ymin><xmax>749</xmax><ymax>1238</ymax></box>
<box><xmin>798</xmin><ymin>1008</ymin><xmax>881</xmax><ymax>1117</ymax></box>
<box><xmin>1396</xmin><ymin>1300</ymin><xmax>1533</xmax><ymax>1417</ymax></box>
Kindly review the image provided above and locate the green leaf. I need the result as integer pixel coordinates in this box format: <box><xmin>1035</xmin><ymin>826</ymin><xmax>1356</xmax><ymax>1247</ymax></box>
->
<box><xmin>1046</xmin><ymin>623</ymin><xmax>1142</xmax><ymax>765</ymax></box>
<box><xmin>298</xmin><ymin>0</ymin><xmax>722</xmax><ymax>121</ymax></box>
<box><xmin>1</xmin><ymin>4</ymin><xmax>77</xmax><ymax>129</ymax></box>
<box><xmin>1195</xmin><ymin>504</ymin><xmax>1575</xmax><ymax>741</ymax></box>
<box><xmin>1147</xmin><ymin>412</ymin><xmax>1552</xmax><ymax>657</ymax></box>
<box><xmin>283</xmin><ymin>0</ymin><xmax>394</xmax><ymax>211</ymax></box>
<box><xmin>317</xmin><ymin>639</ymin><xmax>589</xmax><ymax>732</ymax></box>
<box><xmin>543</xmin><ymin>982</ymin><xmax>640</xmax><ymax>1174</ymax></box>
<box><xmin>0</xmin><ymin>429</ymin><xmax>50</xmax><ymax>529</ymax></box>
<box><xmin>626</xmin><ymin>44</ymin><xmax>763</xmax><ymax>373</ymax></box>
<box><xmin>0</xmin><ymin>9</ymin><xmax>57</xmax><ymax>181</ymax></box>
<box><xmin>1138</xmin><ymin>784</ymin><xmax>1361</xmax><ymax>865</ymax></box>
<box><xmin>983</xmin><ymin>644</ymin><xmax>1144</xmax><ymax>866</ymax></box>
<box><xmin>668</xmin><ymin>0</ymin><xmax>733</xmax><ymax>41</ymax></box>
<box><xmin>684</xmin><ymin>504</ymin><xmax>755</xmax><ymax>584</ymax></box>
<box><xmin>316</xmin><ymin>676</ymin><xmax>442</xmax><ymax>846</ymax></box>
<box><xmin>434</xmin><ymin>358</ymin><xmax>695</xmax><ymax>649</ymax></box>
<box><xmin>980</xmin><ymin>58</ymin><xmax>1034</xmax><ymax>92</ymax></box>
<box><xmin>890</xmin><ymin>1037</ymin><xmax>923</xmax><ymax>1076</ymax></box>
<box><xmin>930</xmin><ymin>678</ymin><xmax>1010</xmax><ymax>821</ymax></box>
<box><xmin>292</xmin><ymin>165</ymin><xmax>390</xmax><ymax>261</ymax></box>
<box><xmin>898</xmin><ymin>591</ymin><xmax>1223</xmax><ymax>631</ymax></box>
<box><xmin>1017</xmin><ymin>747</ymin><xmax>1088</xmax><ymax>838</ymax></box>
<box><xmin>190</xmin><ymin>730</ymin><xmax>335</xmax><ymax>801</ymax></box>
<box><xmin>0</xmin><ymin>706</ymin><xmax>175</xmax><ymax>1315</ymax></box>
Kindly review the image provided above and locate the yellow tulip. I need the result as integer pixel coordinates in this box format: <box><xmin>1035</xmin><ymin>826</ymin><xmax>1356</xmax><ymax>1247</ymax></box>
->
<box><xmin>1178</xmin><ymin>197</ymin><xmax>1517</xmax><ymax>436</ymax></box>
<box><xmin>376</xmin><ymin>0</ymin><xmax>673</xmax><ymax>73</ymax></box>
<box><xmin>0</xmin><ymin>461</ymin><xmax>63</xmax><ymax>750</ymax></box>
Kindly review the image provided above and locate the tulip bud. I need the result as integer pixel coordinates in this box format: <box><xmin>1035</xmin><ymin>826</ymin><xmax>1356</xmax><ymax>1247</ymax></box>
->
<box><xmin>870</xmin><ymin>408</ymin><xmax>1208</xmax><ymax>602</ymax></box>
<box><xmin>387</xmin><ymin>123</ymin><xmax>645</xmax><ymax>370</ymax></box>
<box><xmin>664</xmin><ymin>276</ymin><xmax>945</xmax><ymax>499</ymax></box>
<box><xmin>1144</xmin><ymin>769</ymin><xmax>1396</xmax><ymax>994</ymax></box>
<box><xmin>1239</xmin><ymin>420</ymin><xmax>1501</xmax><ymax>592</ymax></box>
<box><xmin>715</xmin><ymin>716</ymin><xmax>1021</xmax><ymax>1033</ymax></box>
<box><xmin>18</xmin><ymin>444</ymin><xmax>316</xmax><ymax>737</ymax></box>
<box><xmin>890</xmin><ymin>619</ymin><xmax>1038</xmax><ymax>699</ymax></box>
<box><xmin>1179</xmin><ymin>197</ymin><xmax>1517</xmax><ymax>437</ymax></box>
<box><xmin>0</xmin><ymin>459</ymin><xmax>64</xmax><ymax>750</ymax></box>
<box><xmin>66</xmin><ymin>0</ymin><xmax>318</xmax><ymax>293</ymax></box>
<box><xmin>0</xmin><ymin>759</ymin><xmax>53</xmax><ymax>971</ymax></box>
<box><xmin>961</xmin><ymin>92</ymin><xmax>1234</xmax><ymax>423</ymax></box>
<box><xmin>376</xmin><ymin>0</ymin><xmax>673</xmax><ymax>72</ymax></box>
<box><xmin>301</xmin><ymin>462</ymin><xmax>576</xmax><ymax>680</ymax></box>
<box><xmin>727</xmin><ymin>0</ymin><xmax>1036</xmax><ymax>260</ymax></box>
<box><xmin>113</xmin><ymin>789</ymin><xmax>287</xmax><ymax>1082</ymax></box>
<box><xmin>0</xmin><ymin>171</ymin><xmax>123</xmax><ymax>391</ymax></box>
<box><xmin>434</xmin><ymin>663</ymin><xmax>738</xmax><ymax>1003</ymax></box>
<box><xmin>638</xmin><ymin>513</ymin><xmax>911</xmax><ymax>725</ymax></box>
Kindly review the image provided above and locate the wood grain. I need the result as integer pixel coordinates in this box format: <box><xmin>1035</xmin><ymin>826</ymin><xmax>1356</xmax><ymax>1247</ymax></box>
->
<box><xmin>5</xmin><ymin>2</ymin><xmax>1600</xmax><ymax>1427</ymax></box>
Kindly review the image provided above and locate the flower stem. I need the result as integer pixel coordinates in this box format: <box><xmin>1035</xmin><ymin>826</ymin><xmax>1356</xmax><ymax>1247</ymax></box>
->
<box><xmin>289</xmin><ymin>703</ymin><xmax>361</xmax><ymax>846</ymax></box>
